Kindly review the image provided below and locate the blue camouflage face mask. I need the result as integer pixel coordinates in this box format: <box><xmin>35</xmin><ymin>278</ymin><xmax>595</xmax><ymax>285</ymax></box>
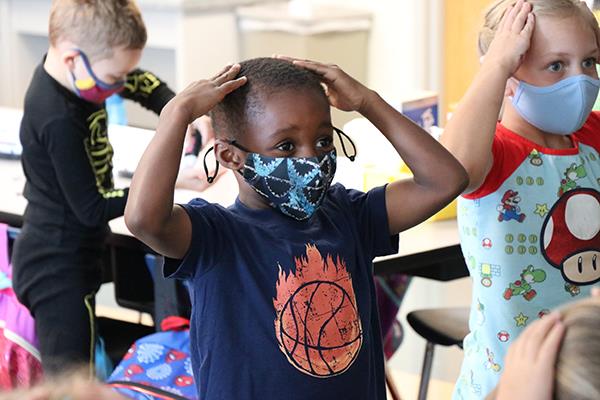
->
<box><xmin>238</xmin><ymin>149</ymin><xmax>337</xmax><ymax>220</ymax></box>
<box><xmin>203</xmin><ymin>127</ymin><xmax>356</xmax><ymax>221</ymax></box>
<box><xmin>511</xmin><ymin>74</ymin><xmax>600</xmax><ymax>135</ymax></box>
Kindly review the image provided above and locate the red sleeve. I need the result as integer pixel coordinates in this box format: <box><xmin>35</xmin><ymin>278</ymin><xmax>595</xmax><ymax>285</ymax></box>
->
<box><xmin>463</xmin><ymin>124</ymin><xmax>533</xmax><ymax>200</ymax></box>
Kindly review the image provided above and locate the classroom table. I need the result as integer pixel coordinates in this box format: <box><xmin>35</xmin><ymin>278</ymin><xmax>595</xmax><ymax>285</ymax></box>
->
<box><xmin>0</xmin><ymin>157</ymin><xmax>467</xmax><ymax>283</ymax></box>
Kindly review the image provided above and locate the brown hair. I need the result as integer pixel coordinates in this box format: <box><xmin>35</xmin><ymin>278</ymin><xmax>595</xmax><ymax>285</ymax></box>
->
<box><xmin>478</xmin><ymin>0</ymin><xmax>597</xmax><ymax>56</ymax></box>
<box><xmin>48</xmin><ymin>0</ymin><xmax>147</xmax><ymax>60</ymax></box>
<box><xmin>554</xmin><ymin>298</ymin><xmax>600</xmax><ymax>400</ymax></box>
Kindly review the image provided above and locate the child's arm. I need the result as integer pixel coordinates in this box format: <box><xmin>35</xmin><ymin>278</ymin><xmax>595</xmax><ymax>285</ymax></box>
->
<box><xmin>285</xmin><ymin>58</ymin><xmax>468</xmax><ymax>234</ymax></box>
<box><xmin>124</xmin><ymin>65</ymin><xmax>246</xmax><ymax>259</ymax></box>
<box><xmin>440</xmin><ymin>0</ymin><xmax>534</xmax><ymax>193</ymax></box>
<box><xmin>43</xmin><ymin>118</ymin><xmax>129</xmax><ymax>226</ymax></box>
<box><xmin>120</xmin><ymin>69</ymin><xmax>176</xmax><ymax>115</ymax></box>
<box><xmin>494</xmin><ymin>312</ymin><xmax>564</xmax><ymax>400</ymax></box>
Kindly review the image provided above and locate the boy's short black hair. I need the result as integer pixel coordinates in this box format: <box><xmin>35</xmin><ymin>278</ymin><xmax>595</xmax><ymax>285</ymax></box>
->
<box><xmin>210</xmin><ymin>57</ymin><xmax>327</xmax><ymax>138</ymax></box>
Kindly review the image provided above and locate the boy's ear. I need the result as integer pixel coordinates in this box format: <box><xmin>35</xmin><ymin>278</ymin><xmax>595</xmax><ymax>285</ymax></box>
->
<box><xmin>60</xmin><ymin>48</ymin><xmax>80</xmax><ymax>71</ymax></box>
<box><xmin>214</xmin><ymin>139</ymin><xmax>245</xmax><ymax>170</ymax></box>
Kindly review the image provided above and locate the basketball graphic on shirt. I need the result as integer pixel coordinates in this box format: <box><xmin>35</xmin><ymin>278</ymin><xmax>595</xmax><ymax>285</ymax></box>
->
<box><xmin>273</xmin><ymin>244</ymin><xmax>362</xmax><ymax>377</ymax></box>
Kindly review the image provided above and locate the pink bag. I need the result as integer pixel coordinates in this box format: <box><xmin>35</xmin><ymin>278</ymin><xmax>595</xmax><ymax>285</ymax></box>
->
<box><xmin>0</xmin><ymin>224</ymin><xmax>42</xmax><ymax>389</ymax></box>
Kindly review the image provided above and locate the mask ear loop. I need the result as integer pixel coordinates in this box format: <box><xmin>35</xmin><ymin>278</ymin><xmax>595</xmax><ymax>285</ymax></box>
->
<box><xmin>203</xmin><ymin>139</ymin><xmax>249</xmax><ymax>183</ymax></box>
<box><xmin>333</xmin><ymin>127</ymin><xmax>357</xmax><ymax>161</ymax></box>
<box><xmin>203</xmin><ymin>147</ymin><xmax>220</xmax><ymax>184</ymax></box>
<box><xmin>75</xmin><ymin>49</ymin><xmax>125</xmax><ymax>90</ymax></box>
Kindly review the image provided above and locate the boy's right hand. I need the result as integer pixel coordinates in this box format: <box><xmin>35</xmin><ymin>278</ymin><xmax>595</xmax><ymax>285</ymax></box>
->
<box><xmin>164</xmin><ymin>64</ymin><xmax>247</xmax><ymax>125</ymax></box>
<box><xmin>483</xmin><ymin>0</ymin><xmax>535</xmax><ymax>76</ymax></box>
<box><xmin>275</xmin><ymin>56</ymin><xmax>372</xmax><ymax>113</ymax></box>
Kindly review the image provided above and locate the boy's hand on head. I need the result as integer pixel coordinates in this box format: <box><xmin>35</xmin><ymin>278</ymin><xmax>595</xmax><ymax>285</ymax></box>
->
<box><xmin>483</xmin><ymin>0</ymin><xmax>535</xmax><ymax>76</ymax></box>
<box><xmin>166</xmin><ymin>64</ymin><xmax>246</xmax><ymax>125</ymax></box>
<box><xmin>275</xmin><ymin>55</ymin><xmax>373</xmax><ymax>113</ymax></box>
<box><xmin>495</xmin><ymin>312</ymin><xmax>565</xmax><ymax>400</ymax></box>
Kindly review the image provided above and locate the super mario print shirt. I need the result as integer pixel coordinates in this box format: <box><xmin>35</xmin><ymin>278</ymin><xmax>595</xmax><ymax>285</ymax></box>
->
<box><xmin>165</xmin><ymin>184</ymin><xmax>398</xmax><ymax>400</ymax></box>
<box><xmin>453</xmin><ymin>114</ymin><xmax>600</xmax><ymax>400</ymax></box>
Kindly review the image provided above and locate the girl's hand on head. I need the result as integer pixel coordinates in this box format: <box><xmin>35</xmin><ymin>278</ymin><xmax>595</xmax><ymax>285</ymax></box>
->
<box><xmin>275</xmin><ymin>55</ymin><xmax>372</xmax><ymax>113</ymax></box>
<box><xmin>167</xmin><ymin>64</ymin><xmax>247</xmax><ymax>125</ymax></box>
<box><xmin>483</xmin><ymin>0</ymin><xmax>535</xmax><ymax>76</ymax></box>
<box><xmin>495</xmin><ymin>312</ymin><xmax>565</xmax><ymax>400</ymax></box>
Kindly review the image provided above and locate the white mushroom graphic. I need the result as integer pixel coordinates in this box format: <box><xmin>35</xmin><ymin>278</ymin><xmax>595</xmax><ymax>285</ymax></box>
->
<box><xmin>541</xmin><ymin>188</ymin><xmax>600</xmax><ymax>284</ymax></box>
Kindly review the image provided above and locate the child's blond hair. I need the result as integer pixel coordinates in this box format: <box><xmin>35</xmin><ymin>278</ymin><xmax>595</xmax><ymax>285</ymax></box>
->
<box><xmin>554</xmin><ymin>298</ymin><xmax>600</xmax><ymax>400</ymax></box>
<box><xmin>49</xmin><ymin>0</ymin><xmax>147</xmax><ymax>61</ymax></box>
<box><xmin>0</xmin><ymin>368</ymin><xmax>120</xmax><ymax>400</ymax></box>
<box><xmin>478</xmin><ymin>0</ymin><xmax>598</xmax><ymax>56</ymax></box>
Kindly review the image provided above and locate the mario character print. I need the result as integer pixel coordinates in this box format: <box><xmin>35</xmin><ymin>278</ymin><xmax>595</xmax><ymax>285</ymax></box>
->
<box><xmin>541</xmin><ymin>188</ymin><xmax>600</xmax><ymax>285</ymax></box>
<box><xmin>557</xmin><ymin>163</ymin><xmax>587</xmax><ymax>197</ymax></box>
<box><xmin>497</xmin><ymin>190</ymin><xmax>526</xmax><ymax>223</ymax></box>
<box><xmin>503</xmin><ymin>265</ymin><xmax>546</xmax><ymax>301</ymax></box>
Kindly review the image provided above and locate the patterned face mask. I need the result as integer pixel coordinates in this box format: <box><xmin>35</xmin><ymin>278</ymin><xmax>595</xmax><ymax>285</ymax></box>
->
<box><xmin>70</xmin><ymin>49</ymin><xmax>125</xmax><ymax>104</ymax></box>
<box><xmin>238</xmin><ymin>148</ymin><xmax>337</xmax><ymax>220</ymax></box>
<box><xmin>204</xmin><ymin>127</ymin><xmax>356</xmax><ymax>221</ymax></box>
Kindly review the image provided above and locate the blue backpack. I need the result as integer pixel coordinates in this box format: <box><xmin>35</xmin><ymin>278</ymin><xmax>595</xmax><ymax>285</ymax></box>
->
<box><xmin>108</xmin><ymin>317</ymin><xmax>197</xmax><ymax>400</ymax></box>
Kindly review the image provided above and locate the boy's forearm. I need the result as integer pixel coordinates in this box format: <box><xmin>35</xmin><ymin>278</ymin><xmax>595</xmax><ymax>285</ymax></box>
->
<box><xmin>125</xmin><ymin>104</ymin><xmax>188</xmax><ymax>236</ymax></box>
<box><xmin>359</xmin><ymin>91</ymin><xmax>467</xmax><ymax>192</ymax></box>
<box><xmin>122</xmin><ymin>69</ymin><xmax>176</xmax><ymax>115</ymax></box>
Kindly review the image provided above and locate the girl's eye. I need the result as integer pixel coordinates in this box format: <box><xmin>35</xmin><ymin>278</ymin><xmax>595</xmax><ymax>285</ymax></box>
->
<box><xmin>547</xmin><ymin>61</ymin><xmax>564</xmax><ymax>73</ymax></box>
<box><xmin>276</xmin><ymin>142</ymin><xmax>294</xmax><ymax>152</ymax></box>
<box><xmin>316</xmin><ymin>136</ymin><xmax>334</xmax><ymax>149</ymax></box>
<box><xmin>582</xmin><ymin>57</ymin><xmax>597</xmax><ymax>70</ymax></box>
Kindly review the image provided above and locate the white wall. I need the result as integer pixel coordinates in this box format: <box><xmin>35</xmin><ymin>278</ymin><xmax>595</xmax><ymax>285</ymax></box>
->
<box><xmin>310</xmin><ymin>0</ymin><xmax>443</xmax><ymax>107</ymax></box>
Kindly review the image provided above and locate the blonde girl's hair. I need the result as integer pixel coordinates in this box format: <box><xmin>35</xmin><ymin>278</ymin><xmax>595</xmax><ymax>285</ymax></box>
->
<box><xmin>478</xmin><ymin>0</ymin><xmax>598</xmax><ymax>56</ymax></box>
<box><xmin>48</xmin><ymin>0</ymin><xmax>147</xmax><ymax>61</ymax></box>
<box><xmin>554</xmin><ymin>297</ymin><xmax>600</xmax><ymax>400</ymax></box>
<box><xmin>0</xmin><ymin>368</ymin><xmax>121</xmax><ymax>400</ymax></box>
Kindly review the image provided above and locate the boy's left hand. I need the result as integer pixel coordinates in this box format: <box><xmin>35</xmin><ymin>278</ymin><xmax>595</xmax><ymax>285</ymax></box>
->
<box><xmin>275</xmin><ymin>56</ymin><xmax>372</xmax><ymax>113</ymax></box>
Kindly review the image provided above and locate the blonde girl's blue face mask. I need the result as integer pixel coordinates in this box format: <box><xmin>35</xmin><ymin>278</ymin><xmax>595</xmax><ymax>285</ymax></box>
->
<box><xmin>511</xmin><ymin>74</ymin><xmax>600</xmax><ymax>135</ymax></box>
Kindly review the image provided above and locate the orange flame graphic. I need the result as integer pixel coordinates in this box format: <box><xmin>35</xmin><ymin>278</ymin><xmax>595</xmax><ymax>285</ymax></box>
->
<box><xmin>273</xmin><ymin>244</ymin><xmax>362</xmax><ymax>377</ymax></box>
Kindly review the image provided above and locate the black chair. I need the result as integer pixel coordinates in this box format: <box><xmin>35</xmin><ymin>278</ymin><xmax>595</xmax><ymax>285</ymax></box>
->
<box><xmin>407</xmin><ymin>307</ymin><xmax>470</xmax><ymax>400</ymax></box>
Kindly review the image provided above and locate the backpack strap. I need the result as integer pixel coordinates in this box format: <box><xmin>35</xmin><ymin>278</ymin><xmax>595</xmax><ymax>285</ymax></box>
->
<box><xmin>109</xmin><ymin>381</ymin><xmax>189</xmax><ymax>400</ymax></box>
<box><xmin>160</xmin><ymin>316</ymin><xmax>190</xmax><ymax>332</ymax></box>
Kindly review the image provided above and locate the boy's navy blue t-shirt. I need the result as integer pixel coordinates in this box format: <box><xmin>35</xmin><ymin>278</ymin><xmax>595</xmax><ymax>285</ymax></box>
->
<box><xmin>165</xmin><ymin>183</ymin><xmax>398</xmax><ymax>400</ymax></box>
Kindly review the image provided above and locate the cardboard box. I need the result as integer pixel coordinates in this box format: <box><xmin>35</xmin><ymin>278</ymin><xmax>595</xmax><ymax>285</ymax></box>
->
<box><xmin>399</xmin><ymin>92</ymin><xmax>439</xmax><ymax>134</ymax></box>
